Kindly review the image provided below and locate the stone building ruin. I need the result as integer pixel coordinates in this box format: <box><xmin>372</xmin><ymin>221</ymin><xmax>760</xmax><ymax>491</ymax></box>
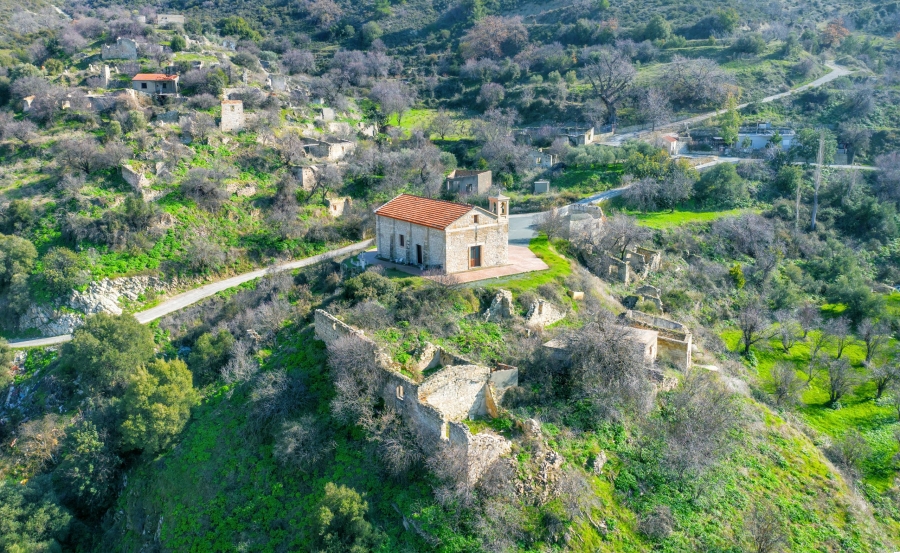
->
<box><xmin>601</xmin><ymin>246</ymin><xmax>661</xmax><ymax>284</ymax></box>
<box><xmin>314</xmin><ymin>309</ymin><xmax>518</xmax><ymax>483</ymax></box>
<box><xmin>102</xmin><ymin>37</ymin><xmax>137</xmax><ymax>60</ymax></box>
<box><xmin>620</xmin><ymin>309</ymin><xmax>692</xmax><ymax>369</ymax></box>
<box><xmin>220</xmin><ymin>100</ymin><xmax>245</xmax><ymax>132</ymax></box>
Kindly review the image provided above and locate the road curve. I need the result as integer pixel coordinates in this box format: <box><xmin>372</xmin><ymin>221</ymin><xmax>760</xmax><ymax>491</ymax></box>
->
<box><xmin>601</xmin><ymin>61</ymin><xmax>851</xmax><ymax>146</ymax></box>
<box><xmin>9</xmin><ymin>239</ymin><xmax>374</xmax><ymax>349</ymax></box>
<box><xmin>508</xmin><ymin>185</ymin><xmax>630</xmax><ymax>245</ymax></box>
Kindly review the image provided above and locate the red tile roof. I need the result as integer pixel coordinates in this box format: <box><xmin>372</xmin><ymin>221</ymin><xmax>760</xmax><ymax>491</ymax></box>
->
<box><xmin>375</xmin><ymin>194</ymin><xmax>474</xmax><ymax>230</ymax></box>
<box><xmin>132</xmin><ymin>73</ymin><xmax>178</xmax><ymax>81</ymax></box>
<box><xmin>662</xmin><ymin>135</ymin><xmax>678</xmax><ymax>142</ymax></box>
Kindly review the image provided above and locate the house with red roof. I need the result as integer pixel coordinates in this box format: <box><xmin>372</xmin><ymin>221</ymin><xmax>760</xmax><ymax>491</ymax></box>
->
<box><xmin>131</xmin><ymin>73</ymin><xmax>179</xmax><ymax>96</ymax></box>
<box><xmin>374</xmin><ymin>193</ymin><xmax>509</xmax><ymax>274</ymax></box>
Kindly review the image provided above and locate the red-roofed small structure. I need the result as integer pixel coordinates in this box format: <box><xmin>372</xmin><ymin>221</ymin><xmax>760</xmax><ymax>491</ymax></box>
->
<box><xmin>132</xmin><ymin>73</ymin><xmax>179</xmax><ymax>95</ymax></box>
<box><xmin>375</xmin><ymin>193</ymin><xmax>510</xmax><ymax>273</ymax></box>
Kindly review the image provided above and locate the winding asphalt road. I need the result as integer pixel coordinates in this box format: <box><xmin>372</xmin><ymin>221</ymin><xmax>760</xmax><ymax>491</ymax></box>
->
<box><xmin>9</xmin><ymin>240</ymin><xmax>374</xmax><ymax>349</ymax></box>
<box><xmin>600</xmin><ymin>61</ymin><xmax>852</xmax><ymax>146</ymax></box>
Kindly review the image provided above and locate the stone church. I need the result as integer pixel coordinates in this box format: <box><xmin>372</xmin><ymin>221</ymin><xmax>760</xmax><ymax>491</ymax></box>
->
<box><xmin>374</xmin><ymin>193</ymin><xmax>509</xmax><ymax>274</ymax></box>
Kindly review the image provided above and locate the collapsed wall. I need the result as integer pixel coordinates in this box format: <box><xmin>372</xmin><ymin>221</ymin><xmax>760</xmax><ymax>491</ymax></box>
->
<box><xmin>313</xmin><ymin>309</ymin><xmax>514</xmax><ymax>483</ymax></box>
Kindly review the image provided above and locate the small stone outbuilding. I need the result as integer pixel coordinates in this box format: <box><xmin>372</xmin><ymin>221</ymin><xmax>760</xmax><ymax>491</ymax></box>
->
<box><xmin>446</xmin><ymin>169</ymin><xmax>492</xmax><ymax>195</ymax></box>
<box><xmin>132</xmin><ymin>73</ymin><xmax>179</xmax><ymax>96</ymax></box>
<box><xmin>375</xmin><ymin>193</ymin><xmax>509</xmax><ymax>274</ymax></box>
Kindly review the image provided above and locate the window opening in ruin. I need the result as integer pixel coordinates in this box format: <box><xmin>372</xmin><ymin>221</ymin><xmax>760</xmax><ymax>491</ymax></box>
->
<box><xmin>399</xmin><ymin>234</ymin><xmax>405</xmax><ymax>247</ymax></box>
<box><xmin>416</xmin><ymin>244</ymin><xmax>423</xmax><ymax>265</ymax></box>
<box><xmin>473</xmin><ymin>214</ymin><xmax>479</xmax><ymax>224</ymax></box>
<box><xmin>396</xmin><ymin>386</ymin><xmax>404</xmax><ymax>400</ymax></box>
<box><xmin>141</xmin><ymin>83</ymin><xmax>147</xmax><ymax>89</ymax></box>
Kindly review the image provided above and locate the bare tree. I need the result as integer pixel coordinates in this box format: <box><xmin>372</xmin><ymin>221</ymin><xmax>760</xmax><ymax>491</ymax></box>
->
<box><xmin>428</xmin><ymin>108</ymin><xmax>456</xmax><ymax>140</ymax></box>
<box><xmin>535</xmin><ymin>207</ymin><xmax>568</xmax><ymax>241</ymax></box>
<box><xmin>623</xmin><ymin>177</ymin><xmax>659</xmax><ymax>212</ymax></box>
<box><xmin>774</xmin><ymin>310</ymin><xmax>799</xmax><ymax>353</ymax></box>
<box><xmin>875</xmin><ymin>151</ymin><xmax>900</xmax><ymax>202</ymax></box>
<box><xmin>858</xmin><ymin>318</ymin><xmax>890</xmax><ymax>363</ymax></box>
<box><xmin>640</xmin><ymin>87</ymin><xmax>672</xmax><ymax>131</ymax></box>
<box><xmin>868</xmin><ymin>361</ymin><xmax>898</xmax><ymax>400</ymax></box>
<box><xmin>771</xmin><ymin>362</ymin><xmax>806</xmax><ymax>408</ymax></box>
<box><xmin>661</xmin><ymin>55</ymin><xmax>735</xmax><ymax>108</ymax></box>
<box><xmin>830</xmin><ymin>430</ymin><xmax>870</xmax><ymax>481</ymax></box>
<box><xmin>651</xmin><ymin>370</ymin><xmax>743</xmax><ymax>480</ymax></box>
<box><xmin>2</xmin><ymin>119</ymin><xmax>37</xmax><ymax>147</ymax></box>
<box><xmin>737</xmin><ymin>301</ymin><xmax>772</xmax><ymax>356</ymax></box>
<box><xmin>824</xmin><ymin>356</ymin><xmax>854</xmax><ymax>404</ymax></box>
<box><xmin>282</xmin><ymin>49</ymin><xmax>315</xmax><ymax>74</ymax></box>
<box><xmin>274</xmin><ymin>415</ymin><xmax>334</xmax><ymax>471</ymax></box>
<box><xmin>582</xmin><ymin>47</ymin><xmax>636</xmax><ymax>130</ymax></box>
<box><xmin>370</xmin><ymin>80</ymin><xmax>416</xmax><ymax>129</ymax></box>
<box><xmin>181</xmin><ymin>167</ymin><xmax>233</xmax><ymax>212</ymax></box>
<box><xmin>248</xmin><ymin>369</ymin><xmax>308</xmax><ymax>433</ymax></box>
<box><xmin>796</xmin><ymin>302</ymin><xmax>821</xmax><ymax>339</ymax></box>
<box><xmin>744</xmin><ymin>503</ymin><xmax>787</xmax><ymax>553</ymax></box>
<box><xmin>598</xmin><ymin>214</ymin><xmax>651</xmax><ymax>260</ymax></box>
<box><xmin>567</xmin><ymin>316</ymin><xmax>655</xmax><ymax>422</ymax></box>
<box><xmin>826</xmin><ymin>316</ymin><xmax>851</xmax><ymax>359</ymax></box>
<box><xmin>477</xmin><ymin>82</ymin><xmax>505</xmax><ymax>109</ymax></box>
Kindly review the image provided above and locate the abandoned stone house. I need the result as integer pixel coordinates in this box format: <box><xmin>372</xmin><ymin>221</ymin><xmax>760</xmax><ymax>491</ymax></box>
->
<box><xmin>620</xmin><ymin>309</ymin><xmax>693</xmax><ymax>369</ymax></box>
<box><xmin>542</xmin><ymin>312</ymin><xmax>691</xmax><ymax>376</ymax></box>
<box><xmin>446</xmin><ymin>169</ymin><xmax>492</xmax><ymax>195</ymax></box>
<box><xmin>529</xmin><ymin>150</ymin><xmax>558</xmax><ymax>169</ymax></box>
<box><xmin>102</xmin><ymin>37</ymin><xmax>138</xmax><ymax>60</ymax></box>
<box><xmin>305</xmin><ymin>139</ymin><xmax>355</xmax><ymax>161</ymax></box>
<box><xmin>314</xmin><ymin>309</ymin><xmax>518</xmax><ymax>483</ymax></box>
<box><xmin>602</xmin><ymin>246</ymin><xmax>661</xmax><ymax>285</ymax></box>
<box><xmin>374</xmin><ymin>193</ymin><xmax>509</xmax><ymax>274</ymax></box>
<box><xmin>567</xmin><ymin>204</ymin><xmax>605</xmax><ymax>239</ymax></box>
<box><xmin>220</xmin><ymin>100</ymin><xmax>244</xmax><ymax>132</ymax></box>
<box><xmin>132</xmin><ymin>73</ymin><xmax>179</xmax><ymax>96</ymax></box>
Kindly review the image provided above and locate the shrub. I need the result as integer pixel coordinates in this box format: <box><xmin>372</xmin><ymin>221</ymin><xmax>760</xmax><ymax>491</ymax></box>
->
<box><xmin>40</xmin><ymin>247</ymin><xmax>89</xmax><ymax>295</ymax></box>
<box><xmin>694</xmin><ymin>163</ymin><xmax>749</xmax><ymax>208</ymax></box>
<box><xmin>119</xmin><ymin>358</ymin><xmax>200</xmax><ymax>454</ymax></box>
<box><xmin>187</xmin><ymin>329</ymin><xmax>235</xmax><ymax>385</ymax></box>
<box><xmin>343</xmin><ymin>271</ymin><xmax>398</xmax><ymax>303</ymax></box>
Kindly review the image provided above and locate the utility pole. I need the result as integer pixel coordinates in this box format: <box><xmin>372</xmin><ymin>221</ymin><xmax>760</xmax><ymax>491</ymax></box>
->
<box><xmin>810</xmin><ymin>129</ymin><xmax>825</xmax><ymax>231</ymax></box>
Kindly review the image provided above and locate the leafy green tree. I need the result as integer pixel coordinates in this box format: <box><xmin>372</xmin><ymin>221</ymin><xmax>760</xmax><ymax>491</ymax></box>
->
<box><xmin>716</xmin><ymin>8</ymin><xmax>740</xmax><ymax>33</ymax></box>
<box><xmin>644</xmin><ymin>14</ymin><xmax>671</xmax><ymax>41</ymax></box>
<box><xmin>217</xmin><ymin>16</ymin><xmax>261</xmax><ymax>41</ymax></box>
<box><xmin>793</xmin><ymin>128</ymin><xmax>837</xmax><ymax>165</ymax></box>
<box><xmin>771</xmin><ymin>164</ymin><xmax>803</xmax><ymax>198</ymax></box>
<box><xmin>694</xmin><ymin>163</ymin><xmax>748</xmax><ymax>208</ymax></box>
<box><xmin>826</xmin><ymin>275</ymin><xmax>884</xmax><ymax>324</ymax></box>
<box><xmin>313</xmin><ymin>483</ymin><xmax>384</xmax><ymax>552</ymax></box>
<box><xmin>40</xmin><ymin>247</ymin><xmax>88</xmax><ymax>296</ymax></box>
<box><xmin>0</xmin><ymin>476</ymin><xmax>72</xmax><ymax>551</ymax></box>
<box><xmin>54</xmin><ymin>420</ymin><xmax>122</xmax><ymax>517</ymax></box>
<box><xmin>361</xmin><ymin>21</ymin><xmax>383</xmax><ymax>45</ymax></box>
<box><xmin>0</xmin><ymin>233</ymin><xmax>37</xmax><ymax>289</ymax></box>
<box><xmin>718</xmin><ymin>93</ymin><xmax>741</xmax><ymax>146</ymax></box>
<box><xmin>120</xmin><ymin>358</ymin><xmax>199</xmax><ymax>455</ymax></box>
<box><xmin>170</xmin><ymin>34</ymin><xmax>186</xmax><ymax>53</ymax></box>
<box><xmin>187</xmin><ymin>330</ymin><xmax>235</xmax><ymax>385</ymax></box>
<box><xmin>59</xmin><ymin>313</ymin><xmax>155</xmax><ymax>392</ymax></box>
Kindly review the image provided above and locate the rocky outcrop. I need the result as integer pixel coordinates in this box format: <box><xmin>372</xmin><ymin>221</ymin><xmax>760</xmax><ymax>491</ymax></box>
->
<box><xmin>483</xmin><ymin>289</ymin><xmax>514</xmax><ymax>322</ymax></box>
<box><xmin>19</xmin><ymin>276</ymin><xmax>171</xmax><ymax>336</ymax></box>
<box><xmin>524</xmin><ymin>299</ymin><xmax>566</xmax><ymax>329</ymax></box>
